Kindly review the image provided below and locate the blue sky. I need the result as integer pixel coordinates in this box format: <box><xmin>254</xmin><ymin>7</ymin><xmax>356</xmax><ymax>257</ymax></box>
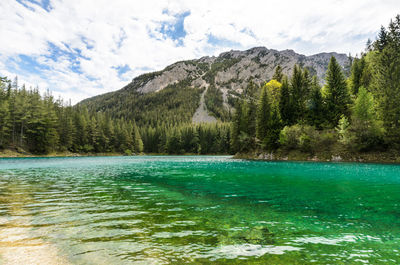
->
<box><xmin>1</xmin><ymin>0</ymin><xmax>399</xmax><ymax>103</ymax></box>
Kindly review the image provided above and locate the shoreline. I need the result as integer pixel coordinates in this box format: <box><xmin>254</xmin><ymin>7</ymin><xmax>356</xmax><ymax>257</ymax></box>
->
<box><xmin>2</xmin><ymin>148</ymin><xmax>400</xmax><ymax>164</ymax></box>
<box><xmin>0</xmin><ymin>149</ymin><xmax>128</xmax><ymax>158</ymax></box>
<box><xmin>0</xmin><ymin>149</ymin><xmax>230</xmax><ymax>159</ymax></box>
<box><xmin>234</xmin><ymin>150</ymin><xmax>400</xmax><ymax>164</ymax></box>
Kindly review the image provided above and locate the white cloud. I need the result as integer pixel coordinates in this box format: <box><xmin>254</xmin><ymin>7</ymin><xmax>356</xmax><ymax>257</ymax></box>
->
<box><xmin>0</xmin><ymin>0</ymin><xmax>399</xmax><ymax>103</ymax></box>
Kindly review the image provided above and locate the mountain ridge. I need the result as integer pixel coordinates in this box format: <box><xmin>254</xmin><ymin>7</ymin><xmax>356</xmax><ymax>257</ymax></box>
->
<box><xmin>120</xmin><ymin>46</ymin><xmax>349</xmax><ymax>94</ymax></box>
<box><xmin>79</xmin><ymin>46</ymin><xmax>349</xmax><ymax>125</ymax></box>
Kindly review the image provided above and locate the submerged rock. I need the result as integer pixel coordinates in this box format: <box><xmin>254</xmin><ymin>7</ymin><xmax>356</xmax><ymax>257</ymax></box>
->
<box><xmin>219</xmin><ymin>225</ymin><xmax>274</xmax><ymax>245</ymax></box>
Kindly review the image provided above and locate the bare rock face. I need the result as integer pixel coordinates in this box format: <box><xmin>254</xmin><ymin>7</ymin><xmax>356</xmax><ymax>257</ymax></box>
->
<box><xmin>136</xmin><ymin>62</ymin><xmax>201</xmax><ymax>93</ymax></box>
<box><xmin>125</xmin><ymin>46</ymin><xmax>349</xmax><ymax>97</ymax></box>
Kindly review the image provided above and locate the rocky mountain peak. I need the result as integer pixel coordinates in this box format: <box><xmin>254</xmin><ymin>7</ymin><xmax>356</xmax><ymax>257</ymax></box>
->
<box><xmin>120</xmin><ymin>46</ymin><xmax>349</xmax><ymax>102</ymax></box>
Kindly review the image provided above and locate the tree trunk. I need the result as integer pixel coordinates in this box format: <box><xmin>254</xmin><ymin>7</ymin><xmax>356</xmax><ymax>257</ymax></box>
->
<box><xmin>20</xmin><ymin>120</ymin><xmax>24</xmax><ymax>147</ymax></box>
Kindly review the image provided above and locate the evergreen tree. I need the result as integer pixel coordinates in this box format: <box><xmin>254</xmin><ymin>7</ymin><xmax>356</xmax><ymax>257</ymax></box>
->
<box><xmin>237</xmin><ymin>101</ymin><xmax>255</xmax><ymax>152</ymax></box>
<box><xmin>157</xmin><ymin>125</ymin><xmax>167</xmax><ymax>153</ymax></box>
<box><xmin>43</xmin><ymin>92</ymin><xmax>59</xmax><ymax>152</ymax></box>
<box><xmin>349</xmin><ymin>56</ymin><xmax>366</xmax><ymax>95</ymax></box>
<box><xmin>302</xmin><ymin>68</ymin><xmax>312</xmax><ymax>98</ymax></box>
<box><xmin>25</xmin><ymin>89</ymin><xmax>59</xmax><ymax>153</ymax></box>
<box><xmin>375</xmin><ymin>26</ymin><xmax>388</xmax><ymax>51</ymax></box>
<box><xmin>0</xmin><ymin>99</ymin><xmax>10</xmax><ymax>148</ymax></box>
<box><xmin>370</xmin><ymin>16</ymin><xmax>400</xmax><ymax>146</ymax></box>
<box><xmin>272</xmin><ymin>65</ymin><xmax>283</xmax><ymax>82</ymax></box>
<box><xmin>263</xmin><ymin>106</ymin><xmax>282</xmax><ymax>150</ymax></box>
<box><xmin>246</xmin><ymin>98</ymin><xmax>257</xmax><ymax>138</ymax></box>
<box><xmin>230</xmin><ymin>100</ymin><xmax>242</xmax><ymax>153</ymax></box>
<box><xmin>256</xmin><ymin>87</ymin><xmax>271</xmax><ymax>144</ymax></box>
<box><xmin>166</xmin><ymin>129</ymin><xmax>182</xmax><ymax>154</ymax></box>
<box><xmin>0</xmin><ymin>78</ymin><xmax>10</xmax><ymax>148</ymax></box>
<box><xmin>290</xmin><ymin>65</ymin><xmax>305</xmax><ymax>121</ymax></box>
<box><xmin>88</xmin><ymin>116</ymin><xmax>101</xmax><ymax>152</ymax></box>
<box><xmin>324</xmin><ymin>56</ymin><xmax>351</xmax><ymax>127</ymax></box>
<box><xmin>306</xmin><ymin>77</ymin><xmax>325</xmax><ymax>129</ymax></box>
<box><xmin>279</xmin><ymin>76</ymin><xmax>292</xmax><ymax>126</ymax></box>
<box><xmin>132</xmin><ymin>121</ymin><xmax>143</xmax><ymax>153</ymax></box>
<box><xmin>72</xmin><ymin>108</ymin><xmax>87</xmax><ymax>152</ymax></box>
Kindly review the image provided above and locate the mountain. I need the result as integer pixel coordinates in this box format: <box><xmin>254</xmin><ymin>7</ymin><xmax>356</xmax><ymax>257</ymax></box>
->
<box><xmin>79</xmin><ymin>47</ymin><xmax>349</xmax><ymax>126</ymax></box>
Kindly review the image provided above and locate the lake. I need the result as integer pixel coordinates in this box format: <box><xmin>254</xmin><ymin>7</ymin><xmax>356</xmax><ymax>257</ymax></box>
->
<box><xmin>0</xmin><ymin>156</ymin><xmax>399</xmax><ymax>264</ymax></box>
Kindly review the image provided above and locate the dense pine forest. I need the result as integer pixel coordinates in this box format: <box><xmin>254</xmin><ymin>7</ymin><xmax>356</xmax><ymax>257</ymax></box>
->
<box><xmin>0</xmin><ymin>77</ymin><xmax>231</xmax><ymax>155</ymax></box>
<box><xmin>0</xmin><ymin>79</ymin><xmax>144</xmax><ymax>155</ymax></box>
<box><xmin>1</xmin><ymin>15</ymin><xmax>400</xmax><ymax>158</ymax></box>
<box><xmin>232</xmin><ymin>16</ymin><xmax>400</xmax><ymax>159</ymax></box>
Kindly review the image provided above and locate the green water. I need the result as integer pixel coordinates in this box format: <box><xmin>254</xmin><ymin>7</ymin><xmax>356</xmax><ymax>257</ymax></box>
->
<box><xmin>0</xmin><ymin>156</ymin><xmax>399</xmax><ymax>264</ymax></box>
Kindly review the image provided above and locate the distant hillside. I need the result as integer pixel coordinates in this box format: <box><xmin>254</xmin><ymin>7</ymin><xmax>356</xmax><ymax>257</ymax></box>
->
<box><xmin>79</xmin><ymin>47</ymin><xmax>349</xmax><ymax>126</ymax></box>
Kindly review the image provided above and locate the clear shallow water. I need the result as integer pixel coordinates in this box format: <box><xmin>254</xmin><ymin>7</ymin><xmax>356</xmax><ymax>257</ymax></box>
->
<box><xmin>0</xmin><ymin>156</ymin><xmax>399</xmax><ymax>264</ymax></box>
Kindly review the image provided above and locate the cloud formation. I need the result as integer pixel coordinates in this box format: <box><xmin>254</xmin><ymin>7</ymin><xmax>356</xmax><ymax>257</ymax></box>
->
<box><xmin>1</xmin><ymin>0</ymin><xmax>399</xmax><ymax>103</ymax></box>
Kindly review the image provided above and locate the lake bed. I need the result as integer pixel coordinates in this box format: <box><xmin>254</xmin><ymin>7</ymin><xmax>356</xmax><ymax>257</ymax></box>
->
<box><xmin>0</xmin><ymin>156</ymin><xmax>399</xmax><ymax>264</ymax></box>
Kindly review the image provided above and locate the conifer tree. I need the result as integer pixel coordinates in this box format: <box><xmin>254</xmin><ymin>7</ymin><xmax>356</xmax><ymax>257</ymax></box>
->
<box><xmin>306</xmin><ymin>77</ymin><xmax>325</xmax><ymax>129</ymax></box>
<box><xmin>324</xmin><ymin>56</ymin><xmax>351</xmax><ymax>127</ymax></box>
<box><xmin>230</xmin><ymin>100</ymin><xmax>242</xmax><ymax>153</ymax></box>
<box><xmin>237</xmin><ymin>101</ymin><xmax>255</xmax><ymax>151</ymax></box>
<box><xmin>166</xmin><ymin>129</ymin><xmax>181</xmax><ymax>154</ymax></box>
<box><xmin>349</xmin><ymin>56</ymin><xmax>366</xmax><ymax>95</ymax></box>
<box><xmin>132</xmin><ymin>121</ymin><xmax>143</xmax><ymax>153</ymax></box>
<box><xmin>375</xmin><ymin>26</ymin><xmax>388</xmax><ymax>51</ymax></box>
<box><xmin>370</xmin><ymin>16</ymin><xmax>400</xmax><ymax>146</ymax></box>
<box><xmin>290</xmin><ymin>65</ymin><xmax>304</xmax><ymax>121</ymax></box>
<box><xmin>263</xmin><ymin>106</ymin><xmax>282</xmax><ymax>150</ymax></box>
<box><xmin>246</xmin><ymin>98</ymin><xmax>257</xmax><ymax>138</ymax></box>
<box><xmin>256</xmin><ymin>87</ymin><xmax>270</xmax><ymax>144</ymax></box>
<box><xmin>279</xmin><ymin>76</ymin><xmax>292</xmax><ymax>126</ymax></box>
<box><xmin>0</xmin><ymin>78</ymin><xmax>10</xmax><ymax>148</ymax></box>
<box><xmin>272</xmin><ymin>65</ymin><xmax>283</xmax><ymax>82</ymax></box>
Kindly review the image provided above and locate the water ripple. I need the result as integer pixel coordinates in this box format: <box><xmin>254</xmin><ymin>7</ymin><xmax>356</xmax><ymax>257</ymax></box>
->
<box><xmin>0</xmin><ymin>156</ymin><xmax>399</xmax><ymax>264</ymax></box>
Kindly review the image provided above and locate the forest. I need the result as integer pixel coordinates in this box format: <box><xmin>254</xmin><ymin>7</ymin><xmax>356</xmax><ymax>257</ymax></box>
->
<box><xmin>1</xmin><ymin>15</ymin><xmax>399</xmax><ymax>157</ymax></box>
<box><xmin>0</xmin><ymin>81</ymin><xmax>144</xmax><ymax>155</ymax></box>
<box><xmin>0</xmin><ymin>77</ymin><xmax>231</xmax><ymax>155</ymax></box>
<box><xmin>232</xmin><ymin>15</ymin><xmax>400</xmax><ymax>158</ymax></box>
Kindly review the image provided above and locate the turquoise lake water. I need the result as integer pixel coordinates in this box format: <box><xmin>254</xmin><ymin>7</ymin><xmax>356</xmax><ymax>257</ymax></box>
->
<box><xmin>0</xmin><ymin>156</ymin><xmax>399</xmax><ymax>264</ymax></box>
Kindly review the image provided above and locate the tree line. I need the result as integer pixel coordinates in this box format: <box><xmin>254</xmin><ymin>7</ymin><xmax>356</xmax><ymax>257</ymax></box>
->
<box><xmin>140</xmin><ymin>123</ymin><xmax>231</xmax><ymax>154</ymax></box>
<box><xmin>0</xmin><ymin>77</ymin><xmax>231</xmax><ymax>155</ymax></box>
<box><xmin>231</xmin><ymin>15</ymin><xmax>400</xmax><ymax>155</ymax></box>
<box><xmin>0</xmin><ymin>78</ymin><xmax>143</xmax><ymax>154</ymax></box>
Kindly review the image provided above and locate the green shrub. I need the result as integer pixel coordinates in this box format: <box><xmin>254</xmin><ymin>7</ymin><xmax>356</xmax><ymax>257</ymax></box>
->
<box><xmin>279</xmin><ymin>125</ymin><xmax>302</xmax><ymax>149</ymax></box>
<box><xmin>280</xmin><ymin>124</ymin><xmax>337</xmax><ymax>153</ymax></box>
<box><xmin>319</xmin><ymin>130</ymin><xmax>338</xmax><ymax>148</ymax></box>
<box><xmin>124</xmin><ymin>149</ymin><xmax>132</xmax><ymax>156</ymax></box>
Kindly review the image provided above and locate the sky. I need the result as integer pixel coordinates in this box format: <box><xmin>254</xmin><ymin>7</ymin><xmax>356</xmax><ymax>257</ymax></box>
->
<box><xmin>1</xmin><ymin>0</ymin><xmax>399</xmax><ymax>104</ymax></box>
